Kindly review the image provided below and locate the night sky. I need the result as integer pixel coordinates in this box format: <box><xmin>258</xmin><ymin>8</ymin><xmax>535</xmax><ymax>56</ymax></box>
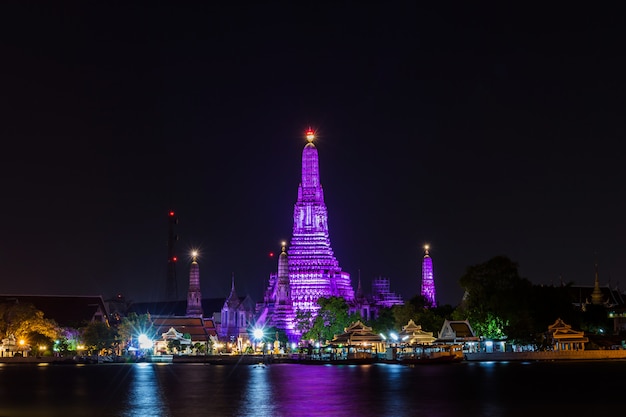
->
<box><xmin>1</xmin><ymin>3</ymin><xmax>625</xmax><ymax>307</ymax></box>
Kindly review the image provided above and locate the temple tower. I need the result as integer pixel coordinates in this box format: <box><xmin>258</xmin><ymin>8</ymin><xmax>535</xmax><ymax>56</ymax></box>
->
<box><xmin>421</xmin><ymin>244</ymin><xmax>437</xmax><ymax>307</ymax></box>
<box><xmin>591</xmin><ymin>262</ymin><xmax>604</xmax><ymax>305</ymax></box>
<box><xmin>273</xmin><ymin>243</ymin><xmax>296</xmax><ymax>338</ymax></box>
<box><xmin>186</xmin><ymin>251</ymin><xmax>203</xmax><ymax>317</ymax></box>
<box><xmin>276</xmin><ymin>243</ymin><xmax>291</xmax><ymax>306</ymax></box>
<box><xmin>287</xmin><ymin>128</ymin><xmax>354</xmax><ymax>317</ymax></box>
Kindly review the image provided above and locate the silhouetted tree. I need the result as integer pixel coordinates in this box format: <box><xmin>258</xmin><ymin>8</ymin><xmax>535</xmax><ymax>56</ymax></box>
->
<box><xmin>458</xmin><ymin>256</ymin><xmax>534</xmax><ymax>342</ymax></box>
<box><xmin>80</xmin><ymin>321</ymin><xmax>116</xmax><ymax>354</ymax></box>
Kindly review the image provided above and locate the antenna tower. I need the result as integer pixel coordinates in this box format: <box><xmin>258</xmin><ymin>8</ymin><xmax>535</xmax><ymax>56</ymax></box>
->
<box><xmin>166</xmin><ymin>210</ymin><xmax>179</xmax><ymax>300</ymax></box>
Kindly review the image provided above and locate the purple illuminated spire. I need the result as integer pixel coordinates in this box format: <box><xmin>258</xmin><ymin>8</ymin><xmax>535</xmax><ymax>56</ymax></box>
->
<box><xmin>186</xmin><ymin>251</ymin><xmax>203</xmax><ymax>317</ymax></box>
<box><xmin>421</xmin><ymin>244</ymin><xmax>436</xmax><ymax>307</ymax></box>
<box><xmin>287</xmin><ymin>129</ymin><xmax>354</xmax><ymax>318</ymax></box>
<box><xmin>258</xmin><ymin>242</ymin><xmax>296</xmax><ymax>342</ymax></box>
<box><xmin>276</xmin><ymin>243</ymin><xmax>291</xmax><ymax>305</ymax></box>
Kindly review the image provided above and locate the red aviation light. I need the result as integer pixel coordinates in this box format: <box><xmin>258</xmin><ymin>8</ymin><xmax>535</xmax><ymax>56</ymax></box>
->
<box><xmin>169</xmin><ymin>211</ymin><xmax>175</xmax><ymax>217</ymax></box>
<box><xmin>172</xmin><ymin>256</ymin><xmax>178</xmax><ymax>262</ymax></box>
<box><xmin>305</xmin><ymin>128</ymin><xmax>315</xmax><ymax>141</ymax></box>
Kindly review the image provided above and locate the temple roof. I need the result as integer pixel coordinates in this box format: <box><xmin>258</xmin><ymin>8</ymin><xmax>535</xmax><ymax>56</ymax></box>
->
<box><xmin>0</xmin><ymin>294</ymin><xmax>109</xmax><ymax>328</ymax></box>
<box><xmin>437</xmin><ymin>319</ymin><xmax>479</xmax><ymax>341</ymax></box>
<box><xmin>330</xmin><ymin>320</ymin><xmax>384</xmax><ymax>345</ymax></box>
<box><xmin>152</xmin><ymin>316</ymin><xmax>217</xmax><ymax>339</ymax></box>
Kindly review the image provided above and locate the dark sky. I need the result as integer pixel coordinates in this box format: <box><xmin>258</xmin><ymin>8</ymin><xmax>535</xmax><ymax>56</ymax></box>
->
<box><xmin>1</xmin><ymin>2</ymin><xmax>625</xmax><ymax>307</ymax></box>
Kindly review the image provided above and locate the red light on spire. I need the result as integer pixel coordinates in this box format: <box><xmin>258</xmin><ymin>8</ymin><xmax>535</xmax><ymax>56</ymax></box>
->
<box><xmin>172</xmin><ymin>256</ymin><xmax>178</xmax><ymax>262</ymax></box>
<box><xmin>169</xmin><ymin>211</ymin><xmax>175</xmax><ymax>217</ymax></box>
<box><xmin>269</xmin><ymin>252</ymin><xmax>275</xmax><ymax>258</ymax></box>
<box><xmin>305</xmin><ymin>128</ymin><xmax>315</xmax><ymax>141</ymax></box>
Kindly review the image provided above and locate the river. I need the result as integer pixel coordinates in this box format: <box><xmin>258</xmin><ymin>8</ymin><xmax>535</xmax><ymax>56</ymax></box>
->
<box><xmin>0</xmin><ymin>360</ymin><xmax>624</xmax><ymax>416</ymax></box>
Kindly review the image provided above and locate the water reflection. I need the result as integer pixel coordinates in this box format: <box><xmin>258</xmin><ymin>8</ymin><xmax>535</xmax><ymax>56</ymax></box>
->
<box><xmin>239</xmin><ymin>363</ymin><xmax>420</xmax><ymax>417</ymax></box>
<box><xmin>237</xmin><ymin>364</ymin><xmax>276</xmax><ymax>417</ymax></box>
<box><xmin>1</xmin><ymin>361</ymin><xmax>625</xmax><ymax>417</ymax></box>
<box><xmin>122</xmin><ymin>363</ymin><xmax>169</xmax><ymax>417</ymax></box>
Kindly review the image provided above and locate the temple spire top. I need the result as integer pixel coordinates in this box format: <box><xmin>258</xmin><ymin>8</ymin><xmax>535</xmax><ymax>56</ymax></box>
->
<box><xmin>591</xmin><ymin>262</ymin><xmax>604</xmax><ymax>305</ymax></box>
<box><xmin>305</xmin><ymin>127</ymin><xmax>315</xmax><ymax>142</ymax></box>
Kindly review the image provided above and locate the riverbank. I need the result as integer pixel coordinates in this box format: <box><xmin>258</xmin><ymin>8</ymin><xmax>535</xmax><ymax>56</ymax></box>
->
<box><xmin>465</xmin><ymin>349</ymin><xmax>626</xmax><ymax>361</ymax></box>
<box><xmin>4</xmin><ymin>350</ymin><xmax>626</xmax><ymax>365</ymax></box>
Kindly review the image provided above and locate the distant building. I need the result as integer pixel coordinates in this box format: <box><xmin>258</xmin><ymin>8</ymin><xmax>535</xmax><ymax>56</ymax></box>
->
<box><xmin>437</xmin><ymin>319</ymin><xmax>479</xmax><ymax>346</ymax></box>
<box><xmin>565</xmin><ymin>263</ymin><xmax>626</xmax><ymax>333</ymax></box>
<box><xmin>370</xmin><ymin>277</ymin><xmax>404</xmax><ymax>308</ymax></box>
<box><xmin>220</xmin><ymin>275</ymin><xmax>256</xmax><ymax>347</ymax></box>
<box><xmin>421</xmin><ymin>244</ymin><xmax>437</xmax><ymax>307</ymax></box>
<box><xmin>151</xmin><ymin>316</ymin><xmax>217</xmax><ymax>355</ymax></box>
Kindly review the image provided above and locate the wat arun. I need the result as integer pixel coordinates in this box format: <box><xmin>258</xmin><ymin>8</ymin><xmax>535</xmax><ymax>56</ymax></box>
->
<box><xmin>258</xmin><ymin>129</ymin><xmax>355</xmax><ymax>341</ymax></box>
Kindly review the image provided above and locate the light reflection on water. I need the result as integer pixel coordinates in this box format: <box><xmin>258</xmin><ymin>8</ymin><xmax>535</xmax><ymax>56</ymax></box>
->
<box><xmin>122</xmin><ymin>363</ymin><xmax>168</xmax><ymax>417</ymax></box>
<box><xmin>0</xmin><ymin>360</ymin><xmax>625</xmax><ymax>417</ymax></box>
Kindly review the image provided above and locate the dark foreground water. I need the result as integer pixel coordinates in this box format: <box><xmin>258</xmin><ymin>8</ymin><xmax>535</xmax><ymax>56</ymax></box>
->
<box><xmin>1</xmin><ymin>360</ymin><xmax>625</xmax><ymax>417</ymax></box>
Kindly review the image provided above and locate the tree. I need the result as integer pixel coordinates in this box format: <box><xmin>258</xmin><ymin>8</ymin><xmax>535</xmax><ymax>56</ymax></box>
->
<box><xmin>303</xmin><ymin>297</ymin><xmax>360</xmax><ymax>343</ymax></box>
<box><xmin>385</xmin><ymin>296</ymin><xmax>451</xmax><ymax>336</ymax></box>
<box><xmin>167</xmin><ymin>339</ymin><xmax>181</xmax><ymax>354</ymax></box>
<box><xmin>116</xmin><ymin>313</ymin><xmax>156</xmax><ymax>352</ymax></box>
<box><xmin>0</xmin><ymin>302</ymin><xmax>60</xmax><ymax>341</ymax></box>
<box><xmin>193</xmin><ymin>342</ymin><xmax>205</xmax><ymax>354</ymax></box>
<box><xmin>80</xmin><ymin>321</ymin><xmax>116</xmax><ymax>355</ymax></box>
<box><xmin>458</xmin><ymin>256</ymin><xmax>534</xmax><ymax>341</ymax></box>
<box><xmin>528</xmin><ymin>283</ymin><xmax>579</xmax><ymax>331</ymax></box>
<box><xmin>369</xmin><ymin>307</ymin><xmax>396</xmax><ymax>335</ymax></box>
<box><xmin>580</xmin><ymin>304</ymin><xmax>612</xmax><ymax>335</ymax></box>
<box><xmin>26</xmin><ymin>331</ymin><xmax>54</xmax><ymax>356</ymax></box>
<box><xmin>55</xmin><ymin>337</ymin><xmax>72</xmax><ymax>356</ymax></box>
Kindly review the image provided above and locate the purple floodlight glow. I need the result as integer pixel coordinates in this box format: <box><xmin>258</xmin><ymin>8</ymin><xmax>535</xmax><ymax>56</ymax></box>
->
<box><xmin>288</xmin><ymin>140</ymin><xmax>355</xmax><ymax>316</ymax></box>
<box><xmin>259</xmin><ymin>133</ymin><xmax>355</xmax><ymax>343</ymax></box>
<box><xmin>421</xmin><ymin>245</ymin><xmax>436</xmax><ymax>307</ymax></box>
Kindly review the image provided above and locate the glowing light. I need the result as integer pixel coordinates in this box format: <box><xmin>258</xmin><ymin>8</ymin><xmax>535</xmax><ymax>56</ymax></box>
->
<box><xmin>138</xmin><ymin>334</ymin><xmax>153</xmax><ymax>349</ymax></box>
<box><xmin>172</xmin><ymin>256</ymin><xmax>177</xmax><ymax>262</ymax></box>
<box><xmin>253</xmin><ymin>328</ymin><xmax>264</xmax><ymax>341</ymax></box>
<box><xmin>305</xmin><ymin>128</ymin><xmax>315</xmax><ymax>142</ymax></box>
<box><xmin>169</xmin><ymin>211</ymin><xmax>175</xmax><ymax>217</ymax></box>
